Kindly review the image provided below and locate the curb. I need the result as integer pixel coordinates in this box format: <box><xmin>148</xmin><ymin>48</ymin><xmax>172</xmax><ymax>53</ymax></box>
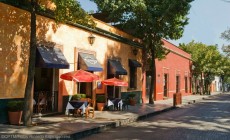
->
<box><xmin>60</xmin><ymin>106</ymin><xmax>176</xmax><ymax>140</ymax></box>
<box><xmin>69</xmin><ymin>122</ymin><xmax>116</xmax><ymax>140</ymax></box>
<box><xmin>51</xmin><ymin>93</ymin><xmax>223</xmax><ymax>140</ymax></box>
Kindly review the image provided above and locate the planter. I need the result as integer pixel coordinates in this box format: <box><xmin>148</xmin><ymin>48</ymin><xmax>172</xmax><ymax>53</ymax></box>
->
<box><xmin>97</xmin><ymin>103</ymin><xmax>105</xmax><ymax>111</ymax></box>
<box><xmin>8</xmin><ymin>111</ymin><xmax>22</xmax><ymax>125</ymax></box>
<box><xmin>7</xmin><ymin>100</ymin><xmax>24</xmax><ymax>125</ymax></box>
<box><xmin>129</xmin><ymin>99</ymin><xmax>136</xmax><ymax>106</ymax></box>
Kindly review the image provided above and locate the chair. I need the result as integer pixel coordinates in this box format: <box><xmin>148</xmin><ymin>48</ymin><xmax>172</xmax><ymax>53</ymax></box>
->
<box><xmin>73</xmin><ymin>98</ymin><xmax>91</xmax><ymax>117</ymax></box>
<box><xmin>85</xmin><ymin>99</ymin><xmax>95</xmax><ymax>118</ymax></box>
<box><xmin>122</xmin><ymin>99</ymin><xmax>129</xmax><ymax>110</ymax></box>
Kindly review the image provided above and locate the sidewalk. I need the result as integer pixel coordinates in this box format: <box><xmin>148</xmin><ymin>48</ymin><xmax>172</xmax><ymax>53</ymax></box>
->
<box><xmin>0</xmin><ymin>92</ymin><xmax>222</xmax><ymax>140</ymax></box>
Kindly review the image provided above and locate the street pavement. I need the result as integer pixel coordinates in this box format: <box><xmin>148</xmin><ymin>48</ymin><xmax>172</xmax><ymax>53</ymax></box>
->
<box><xmin>82</xmin><ymin>92</ymin><xmax>230</xmax><ymax>140</ymax></box>
<box><xmin>0</xmin><ymin>92</ymin><xmax>224</xmax><ymax>140</ymax></box>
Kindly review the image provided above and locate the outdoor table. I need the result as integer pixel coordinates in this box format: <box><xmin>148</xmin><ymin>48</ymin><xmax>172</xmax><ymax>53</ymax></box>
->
<box><xmin>107</xmin><ymin>98</ymin><xmax>123</xmax><ymax>110</ymax></box>
<box><xmin>66</xmin><ymin>101</ymin><xmax>88</xmax><ymax>116</ymax></box>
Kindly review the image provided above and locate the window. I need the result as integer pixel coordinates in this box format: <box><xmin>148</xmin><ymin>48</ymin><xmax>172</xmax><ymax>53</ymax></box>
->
<box><xmin>130</xmin><ymin>67</ymin><xmax>137</xmax><ymax>89</ymax></box>
<box><xmin>129</xmin><ymin>59</ymin><xmax>141</xmax><ymax>89</ymax></box>
<box><xmin>176</xmin><ymin>75</ymin><xmax>180</xmax><ymax>93</ymax></box>
<box><xmin>185</xmin><ymin>76</ymin><xmax>188</xmax><ymax>93</ymax></box>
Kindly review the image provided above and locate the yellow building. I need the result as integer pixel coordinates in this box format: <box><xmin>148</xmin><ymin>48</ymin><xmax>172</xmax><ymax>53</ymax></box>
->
<box><xmin>0</xmin><ymin>2</ymin><xmax>143</xmax><ymax>123</ymax></box>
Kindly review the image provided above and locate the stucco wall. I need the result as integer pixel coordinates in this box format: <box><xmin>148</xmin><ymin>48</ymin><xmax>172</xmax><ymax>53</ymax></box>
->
<box><xmin>155</xmin><ymin>41</ymin><xmax>192</xmax><ymax>100</ymax></box>
<box><xmin>36</xmin><ymin>15</ymin><xmax>142</xmax><ymax>94</ymax></box>
<box><xmin>0</xmin><ymin>3</ymin><xmax>30</xmax><ymax>99</ymax></box>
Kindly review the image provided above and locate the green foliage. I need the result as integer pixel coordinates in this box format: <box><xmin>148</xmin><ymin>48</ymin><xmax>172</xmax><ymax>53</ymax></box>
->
<box><xmin>179</xmin><ymin>41</ymin><xmax>230</xmax><ymax>93</ymax></box>
<box><xmin>52</xmin><ymin>0</ymin><xmax>95</xmax><ymax>27</ymax></box>
<box><xmin>91</xmin><ymin>0</ymin><xmax>193</xmax><ymax>103</ymax></box>
<box><xmin>128</xmin><ymin>93</ymin><xmax>136</xmax><ymax>99</ymax></box>
<box><xmin>221</xmin><ymin>28</ymin><xmax>230</xmax><ymax>58</ymax></box>
<box><xmin>7</xmin><ymin>100</ymin><xmax>24</xmax><ymax>112</ymax></box>
<box><xmin>221</xmin><ymin>28</ymin><xmax>230</xmax><ymax>41</ymax></box>
<box><xmin>179</xmin><ymin>41</ymin><xmax>223</xmax><ymax>76</ymax></box>
<box><xmin>92</xmin><ymin>0</ymin><xmax>193</xmax><ymax>53</ymax></box>
<box><xmin>219</xmin><ymin>56</ymin><xmax>230</xmax><ymax>84</ymax></box>
<box><xmin>72</xmin><ymin>93</ymin><xmax>86</xmax><ymax>100</ymax></box>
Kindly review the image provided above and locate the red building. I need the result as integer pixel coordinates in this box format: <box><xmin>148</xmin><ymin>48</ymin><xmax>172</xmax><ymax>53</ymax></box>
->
<box><xmin>144</xmin><ymin>39</ymin><xmax>192</xmax><ymax>102</ymax></box>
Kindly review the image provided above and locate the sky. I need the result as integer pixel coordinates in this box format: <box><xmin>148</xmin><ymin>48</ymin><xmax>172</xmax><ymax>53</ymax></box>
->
<box><xmin>78</xmin><ymin>0</ymin><xmax>230</xmax><ymax>50</ymax></box>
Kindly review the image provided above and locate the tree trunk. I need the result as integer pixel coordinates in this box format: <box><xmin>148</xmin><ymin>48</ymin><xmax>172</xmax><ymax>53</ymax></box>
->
<box><xmin>149</xmin><ymin>48</ymin><xmax>155</xmax><ymax>104</ymax></box>
<box><xmin>200</xmin><ymin>73</ymin><xmax>204</xmax><ymax>95</ymax></box>
<box><xmin>204</xmin><ymin>75</ymin><xmax>207</xmax><ymax>94</ymax></box>
<box><xmin>141</xmin><ymin>47</ymin><xmax>147</xmax><ymax>103</ymax></box>
<box><xmin>23</xmin><ymin>0</ymin><xmax>37</xmax><ymax>126</ymax></box>
<box><xmin>221</xmin><ymin>75</ymin><xmax>225</xmax><ymax>92</ymax></box>
<box><xmin>194</xmin><ymin>76</ymin><xmax>197</xmax><ymax>94</ymax></box>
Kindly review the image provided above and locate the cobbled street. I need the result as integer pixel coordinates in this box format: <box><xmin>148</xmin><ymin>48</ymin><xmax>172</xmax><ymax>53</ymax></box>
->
<box><xmin>82</xmin><ymin>93</ymin><xmax>230</xmax><ymax>140</ymax></box>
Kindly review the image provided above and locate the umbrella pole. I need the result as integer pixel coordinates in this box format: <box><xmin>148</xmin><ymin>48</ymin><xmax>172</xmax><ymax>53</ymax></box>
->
<box><xmin>113</xmin><ymin>85</ymin><xmax>115</xmax><ymax>98</ymax></box>
<box><xmin>79</xmin><ymin>83</ymin><xmax>81</xmax><ymax>93</ymax></box>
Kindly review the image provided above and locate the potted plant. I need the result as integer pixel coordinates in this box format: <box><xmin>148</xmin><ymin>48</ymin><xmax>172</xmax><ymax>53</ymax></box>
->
<box><xmin>80</xmin><ymin>94</ymin><xmax>87</xmax><ymax>98</ymax></box>
<box><xmin>72</xmin><ymin>94</ymin><xmax>82</xmax><ymax>101</ymax></box>
<box><xmin>128</xmin><ymin>93</ymin><xmax>136</xmax><ymax>106</ymax></box>
<box><xmin>96</xmin><ymin>95</ymin><xmax>105</xmax><ymax>111</ymax></box>
<box><xmin>72</xmin><ymin>93</ymin><xmax>87</xmax><ymax>101</ymax></box>
<box><xmin>7</xmin><ymin>100</ymin><xmax>24</xmax><ymax>125</ymax></box>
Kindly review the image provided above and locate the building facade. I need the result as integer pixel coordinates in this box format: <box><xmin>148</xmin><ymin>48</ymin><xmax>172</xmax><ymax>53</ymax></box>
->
<box><xmin>144</xmin><ymin>40</ymin><xmax>192</xmax><ymax>102</ymax></box>
<box><xmin>0</xmin><ymin>2</ymin><xmax>142</xmax><ymax>123</ymax></box>
<box><xmin>0</xmin><ymin>1</ymin><xmax>192</xmax><ymax>123</ymax></box>
<box><xmin>210</xmin><ymin>76</ymin><xmax>222</xmax><ymax>92</ymax></box>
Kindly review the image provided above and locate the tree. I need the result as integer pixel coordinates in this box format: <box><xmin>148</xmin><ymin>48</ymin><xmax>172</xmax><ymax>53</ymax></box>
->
<box><xmin>218</xmin><ymin>56</ymin><xmax>230</xmax><ymax>92</ymax></box>
<box><xmin>221</xmin><ymin>28</ymin><xmax>230</xmax><ymax>57</ymax></box>
<box><xmin>180</xmin><ymin>41</ymin><xmax>224</xmax><ymax>94</ymax></box>
<box><xmin>23</xmin><ymin>0</ymin><xmax>94</xmax><ymax>126</ymax></box>
<box><xmin>221</xmin><ymin>0</ymin><xmax>230</xmax><ymax>3</ymax></box>
<box><xmin>23</xmin><ymin>0</ymin><xmax>37</xmax><ymax>127</ymax></box>
<box><xmin>91</xmin><ymin>0</ymin><xmax>193</xmax><ymax>104</ymax></box>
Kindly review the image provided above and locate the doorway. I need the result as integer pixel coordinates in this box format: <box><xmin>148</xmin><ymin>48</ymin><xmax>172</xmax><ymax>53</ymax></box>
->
<box><xmin>106</xmin><ymin>74</ymin><xmax>120</xmax><ymax>98</ymax></box>
<box><xmin>34</xmin><ymin>68</ymin><xmax>59</xmax><ymax>114</ymax></box>
<box><xmin>163</xmin><ymin>73</ymin><xmax>168</xmax><ymax>97</ymax></box>
<box><xmin>146</xmin><ymin>73</ymin><xmax>152</xmax><ymax>103</ymax></box>
<box><xmin>78</xmin><ymin>81</ymin><xmax>93</xmax><ymax>98</ymax></box>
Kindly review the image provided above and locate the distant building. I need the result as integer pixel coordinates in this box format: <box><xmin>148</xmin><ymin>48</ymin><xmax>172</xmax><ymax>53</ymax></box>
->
<box><xmin>210</xmin><ymin>76</ymin><xmax>222</xmax><ymax>92</ymax></box>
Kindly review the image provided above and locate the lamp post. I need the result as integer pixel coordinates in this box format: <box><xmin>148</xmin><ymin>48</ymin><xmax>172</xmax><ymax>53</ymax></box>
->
<box><xmin>88</xmin><ymin>34</ymin><xmax>95</xmax><ymax>45</ymax></box>
<box><xmin>132</xmin><ymin>48</ymin><xmax>138</xmax><ymax>56</ymax></box>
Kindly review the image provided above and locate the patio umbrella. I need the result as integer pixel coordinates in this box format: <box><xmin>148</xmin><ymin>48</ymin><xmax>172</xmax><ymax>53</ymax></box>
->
<box><xmin>61</xmin><ymin>69</ymin><xmax>99</xmax><ymax>115</ymax></box>
<box><xmin>60</xmin><ymin>69</ymin><xmax>99</xmax><ymax>82</ymax></box>
<box><xmin>102</xmin><ymin>77</ymin><xmax>128</xmax><ymax>98</ymax></box>
<box><xmin>60</xmin><ymin>69</ymin><xmax>99</xmax><ymax>93</ymax></box>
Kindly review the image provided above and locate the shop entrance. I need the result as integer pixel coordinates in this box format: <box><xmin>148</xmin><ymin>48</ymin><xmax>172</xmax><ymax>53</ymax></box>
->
<box><xmin>106</xmin><ymin>74</ymin><xmax>120</xmax><ymax>98</ymax></box>
<box><xmin>34</xmin><ymin>68</ymin><xmax>59</xmax><ymax>114</ymax></box>
<box><xmin>78</xmin><ymin>79</ymin><xmax>93</xmax><ymax>98</ymax></box>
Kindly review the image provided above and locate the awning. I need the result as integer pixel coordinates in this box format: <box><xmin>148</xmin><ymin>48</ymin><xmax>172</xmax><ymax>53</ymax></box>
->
<box><xmin>78</xmin><ymin>52</ymin><xmax>103</xmax><ymax>71</ymax></box>
<box><xmin>108</xmin><ymin>59</ymin><xmax>127</xmax><ymax>75</ymax></box>
<box><xmin>129</xmin><ymin>59</ymin><xmax>141</xmax><ymax>67</ymax></box>
<box><xmin>36</xmin><ymin>45</ymin><xmax>69</xmax><ymax>69</ymax></box>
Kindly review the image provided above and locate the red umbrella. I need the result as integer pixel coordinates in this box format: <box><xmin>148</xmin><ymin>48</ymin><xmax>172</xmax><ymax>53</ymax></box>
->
<box><xmin>102</xmin><ymin>77</ymin><xmax>128</xmax><ymax>98</ymax></box>
<box><xmin>102</xmin><ymin>77</ymin><xmax>128</xmax><ymax>87</ymax></box>
<box><xmin>60</xmin><ymin>69</ymin><xmax>99</xmax><ymax>82</ymax></box>
<box><xmin>60</xmin><ymin>69</ymin><xmax>99</xmax><ymax>93</ymax></box>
